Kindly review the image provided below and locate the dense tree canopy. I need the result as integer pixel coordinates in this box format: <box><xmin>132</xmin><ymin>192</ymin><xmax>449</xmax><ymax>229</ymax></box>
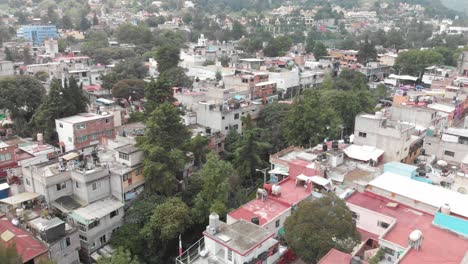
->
<box><xmin>112</xmin><ymin>79</ymin><xmax>146</xmax><ymax>100</ymax></box>
<box><xmin>97</xmin><ymin>248</ymin><xmax>140</xmax><ymax>264</ymax></box>
<box><xmin>395</xmin><ymin>49</ymin><xmax>445</xmax><ymax>76</ymax></box>
<box><xmin>284</xmin><ymin>193</ymin><xmax>360</xmax><ymax>263</ymax></box>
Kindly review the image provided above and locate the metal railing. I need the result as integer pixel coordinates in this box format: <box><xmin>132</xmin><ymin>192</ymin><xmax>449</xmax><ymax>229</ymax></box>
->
<box><xmin>176</xmin><ymin>237</ymin><xmax>205</xmax><ymax>264</ymax></box>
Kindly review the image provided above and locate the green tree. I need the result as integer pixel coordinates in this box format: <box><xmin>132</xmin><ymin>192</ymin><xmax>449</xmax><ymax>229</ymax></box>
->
<box><xmin>158</xmin><ymin>67</ymin><xmax>192</xmax><ymax>88</ymax></box>
<box><xmin>230</xmin><ymin>21</ymin><xmax>246</xmax><ymax>40</ymax></box>
<box><xmin>112</xmin><ymin>79</ymin><xmax>146</xmax><ymax>100</ymax></box>
<box><xmin>313</xmin><ymin>42</ymin><xmax>328</xmax><ymax>60</ymax></box>
<box><xmin>219</xmin><ymin>55</ymin><xmax>230</xmax><ymax>67</ymax></box>
<box><xmin>215</xmin><ymin>70</ymin><xmax>222</xmax><ymax>81</ymax></box>
<box><xmin>34</xmin><ymin>71</ymin><xmax>49</xmax><ymax>82</ymax></box>
<box><xmin>137</xmin><ymin>103</ymin><xmax>190</xmax><ymax>195</ymax></box>
<box><xmin>115</xmin><ymin>23</ymin><xmax>153</xmax><ymax>45</ymax></box>
<box><xmin>223</xmin><ymin>127</ymin><xmax>240</xmax><ymax>161</ymax></box>
<box><xmin>61</xmin><ymin>15</ymin><xmax>74</xmax><ymax>29</ymax></box>
<box><xmin>192</xmin><ymin>152</ymin><xmax>234</xmax><ymax>223</ymax></box>
<box><xmin>144</xmin><ymin>78</ymin><xmax>176</xmax><ymax>113</ymax></box>
<box><xmin>79</xmin><ymin>16</ymin><xmax>91</xmax><ymax>31</ymax></box>
<box><xmin>385</xmin><ymin>29</ymin><xmax>405</xmax><ymax>49</ymax></box>
<box><xmin>0</xmin><ymin>76</ymin><xmax>46</xmax><ymax>136</ymax></box>
<box><xmin>30</xmin><ymin>79</ymin><xmax>67</xmax><ymax>142</ymax></box>
<box><xmin>22</xmin><ymin>47</ymin><xmax>32</xmax><ymax>65</ymax></box>
<box><xmin>305</xmin><ymin>34</ymin><xmax>316</xmax><ymax>54</ymax></box>
<box><xmin>284</xmin><ymin>193</ymin><xmax>360</xmax><ymax>263</ymax></box>
<box><xmin>234</xmin><ymin>115</ymin><xmax>270</xmax><ymax>186</ymax></box>
<box><xmin>257</xmin><ymin>103</ymin><xmax>291</xmax><ymax>153</ymax></box>
<box><xmin>97</xmin><ymin>247</ymin><xmax>140</xmax><ymax>264</ymax></box>
<box><xmin>190</xmin><ymin>134</ymin><xmax>209</xmax><ymax>168</ymax></box>
<box><xmin>93</xmin><ymin>13</ymin><xmax>99</xmax><ymax>26</ymax></box>
<box><xmin>141</xmin><ymin>197</ymin><xmax>192</xmax><ymax>241</ymax></box>
<box><xmin>395</xmin><ymin>49</ymin><xmax>444</xmax><ymax>76</ymax></box>
<box><xmin>0</xmin><ymin>243</ymin><xmax>21</xmax><ymax>264</ymax></box>
<box><xmin>154</xmin><ymin>45</ymin><xmax>180</xmax><ymax>73</ymax></box>
<box><xmin>284</xmin><ymin>90</ymin><xmax>342</xmax><ymax>146</ymax></box>
<box><xmin>264</xmin><ymin>36</ymin><xmax>293</xmax><ymax>57</ymax></box>
<box><xmin>65</xmin><ymin>77</ymin><xmax>88</xmax><ymax>115</ymax></box>
<box><xmin>4</xmin><ymin>47</ymin><xmax>14</xmax><ymax>61</ymax></box>
<box><xmin>112</xmin><ymin>57</ymin><xmax>148</xmax><ymax>79</ymax></box>
<box><xmin>81</xmin><ymin>31</ymin><xmax>109</xmax><ymax>53</ymax></box>
<box><xmin>358</xmin><ymin>37</ymin><xmax>377</xmax><ymax>64</ymax></box>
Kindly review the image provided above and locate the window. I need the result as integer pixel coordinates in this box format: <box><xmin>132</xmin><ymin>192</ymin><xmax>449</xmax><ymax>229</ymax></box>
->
<box><xmin>275</xmin><ymin>219</ymin><xmax>280</xmax><ymax>228</ymax></box>
<box><xmin>79</xmin><ymin>235</ymin><xmax>87</xmax><ymax>241</ymax></box>
<box><xmin>68</xmin><ymin>137</ymin><xmax>72</xmax><ymax>142</ymax></box>
<box><xmin>56</xmin><ymin>182</ymin><xmax>66</xmax><ymax>191</ymax></box>
<box><xmin>444</xmin><ymin>150</ymin><xmax>455</xmax><ymax>157</ymax></box>
<box><xmin>227</xmin><ymin>249</ymin><xmax>232</xmax><ymax>261</ymax></box>
<box><xmin>65</xmin><ymin>237</ymin><xmax>71</xmax><ymax>246</ymax></box>
<box><xmin>378</xmin><ymin>221</ymin><xmax>389</xmax><ymax>229</ymax></box>
<box><xmin>135</xmin><ymin>168</ymin><xmax>143</xmax><ymax>175</ymax></box>
<box><xmin>77</xmin><ymin>222</ymin><xmax>86</xmax><ymax>232</ymax></box>
<box><xmin>110</xmin><ymin>209</ymin><xmax>119</xmax><ymax>218</ymax></box>
<box><xmin>352</xmin><ymin>212</ymin><xmax>359</xmax><ymax>221</ymax></box>
<box><xmin>75</xmin><ymin>123</ymin><xmax>86</xmax><ymax>130</ymax></box>
<box><xmin>105</xmin><ymin>118</ymin><xmax>110</xmax><ymax>124</ymax></box>
<box><xmin>222</xmin><ymin>116</ymin><xmax>225</xmax><ymax>120</ymax></box>
<box><xmin>233</xmin><ymin>124</ymin><xmax>239</xmax><ymax>130</ymax></box>
<box><xmin>60</xmin><ymin>237</ymin><xmax>71</xmax><ymax>250</ymax></box>
<box><xmin>225</xmin><ymin>126</ymin><xmax>228</xmax><ymax>130</ymax></box>
<box><xmin>92</xmin><ymin>181</ymin><xmax>100</xmax><ymax>190</ymax></box>
<box><xmin>91</xmin><ymin>242</ymin><xmax>96</xmax><ymax>249</ymax></box>
<box><xmin>358</xmin><ymin>132</ymin><xmax>367</xmax><ymax>138</ymax></box>
<box><xmin>383</xmin><ymin>247</ymin><xmax>395</xmax><ymax>256</ymax></box>
<box><xmin>234</xmin><ymin>113</ymin><xmax>240</xmax><ymax>119</ymax></box>
<box><xmin>25</xmin><ymin>178</ymin><xmax>30</xmax><ymax>186</ymax></box>
<box><xmin>88</xmin><ymin>220</ymin><xmax>100</xmax><ymax>229</ymax></box>
<box><xmin>0</xmin><ymin>153</ymin><xmax>11</xmax><ymax>161</ymax></box>
<box><xmin>119</xmin><ymin>152</ymin><xmax>129</xmax><ymax>161</ymax></box>
<box><xmin>75</xmin><ymin>181</ymin><xmax>79</xmax><ymax>188</ymax></box>
<box><xmin>106</xmin><ymin>130</ymin><xmax>113</xmax><ymax>136</ymax></box>
<box><xmin>91</xmin><ymin>134</ymin><xmax>97</xmax><ymax>140</ymax></box>
<box><xmin>123</xmin><ymin>173</ymin><xmax>130</xmax><ymax>181</ymax></box>
<box><xmin>100</xmin><ymin>235</ymin><xmax>106</xmax><ymax>244</ymax></box>
<box><xmin>59</xmin><ymin>123</ymin><xmax>63</xmax><ymax>128</ymax></box>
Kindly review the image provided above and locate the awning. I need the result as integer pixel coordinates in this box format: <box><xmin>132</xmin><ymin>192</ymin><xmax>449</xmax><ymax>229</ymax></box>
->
<box><xmin>268</xmin><ymin>167</ymin><xmax>289</xmax><ymax>176</ymax></box>
<box><xmin>0</xmin><ymin>183</ymin><xmax>10</xmax><ymax>191</ymax></box>
<box><xmin>61</xmin><ymin>152</ymin><xmax>79</xmax><ymax>161</ymax></box>
<box><xmin>310</xmin><ymin>176</ymin><xmax>331</xmax><ymax>186</ymax></box>
<box><xmin>0</xmin><ymin>192</ymin><xmax>40</xmax><ymax>205</ymax></box>
<box><xmin>388</xmin><ymin>74</ymin><xmax>418</xmax><ymax>81</ymax></box>
<box><xmin>343</xmin><ymin>145</ymin><xmax>384</xmax><ymax>162</ymax></box>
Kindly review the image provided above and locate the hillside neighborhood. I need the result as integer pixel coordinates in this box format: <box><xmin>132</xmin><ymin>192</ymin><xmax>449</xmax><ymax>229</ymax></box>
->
<box><xmin>0</xmin><ymin>0</ymin><xmax>468</xmax><ymax>263</ymax></box>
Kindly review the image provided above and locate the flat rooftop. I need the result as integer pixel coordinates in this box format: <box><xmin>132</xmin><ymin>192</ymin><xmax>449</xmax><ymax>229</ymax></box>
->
<box><xmin>347</xmin><ymin>192</ymin><xmax>468</xmax><ymax>264</ymax></box>
<box><xmin>228</xmin><ymin>196</ymin><xmax>290</xmax><ymax>226</ymax></box>
<box><xmin>369</xmin><ymin>172</ymin><xmax>468</xmax><ymax>218</ymax></box>
<box><xmin>204</xmin><ymin>220</ymin><xmax>274</xmax><ymax>255</ymax></box>
<box><xmin>68</xmin><ymin>198</ymin><xmax>124</xmax><ymax>224</ymax></box>
<box><xmin>57</xmin><ymin>112</ymin><xmax>112</xmax><ymax>124</ymax></box>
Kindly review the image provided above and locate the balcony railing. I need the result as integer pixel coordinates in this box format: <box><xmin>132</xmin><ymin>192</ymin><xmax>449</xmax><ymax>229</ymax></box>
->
<box><xmin>176</xmin><ymin>237</ymin><xmax>205</xmax><ymax>264</ymax></box>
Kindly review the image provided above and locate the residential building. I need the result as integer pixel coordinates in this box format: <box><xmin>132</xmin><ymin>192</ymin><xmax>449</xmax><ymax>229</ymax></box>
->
<box><xmin>176</xmin><ymin>213</ymin><xmax>281</xmax><ymax>264</ymax></box>
<box><xmin>0</xmin><ymin>141</ymin><xmax>17</xmax><ymax>183</ymax></box>
<box><xmin>16</xmin><ymin>25</ymin><xmax>58</xmax><ymax>46</ymax></box>
<box><xmin>424</xmin><ymin>128</ymin><xmax>468</xmax><ymax>164</ymax></box>
<box><xmin>44</xmin><ymin>38</ymin><xmax>59</xmax><ymax>57</ymax></box>
<box><xmin>377</xmin><ymin>53</ymin><xmax>398</xmax><ymax>67</ymax></box>
<box><xmin>67</xmin><ymin>198</ymin><xmax>124</xmax><ymax>262</ymax></box>
<box><xmin>0</xmin><ymin>216</ymin><xmax>50</xmax><ymax>263</ymax></box>
<box><xmin>0</xmin><ymin>61</ymin><xmax>14</xmax><ymax>76</ymax></box>
<box><xmin>56</xmin><ymin>113</ymin><xmax>115</xmax><ymax>153</ymax></box>
<box><xmin>353</xmin><ymin>113</ymin><xmax>423</xmax><ymax>163</ymax></box>
<box><xmin>28</xmin><ymin>217</ymin><xmax>81</xmax><ymax>264</ymax></box>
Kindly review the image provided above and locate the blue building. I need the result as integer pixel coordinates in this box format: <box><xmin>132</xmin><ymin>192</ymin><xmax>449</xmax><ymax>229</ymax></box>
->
<box><xmin>16</xmin><ymin>25</ymin><xmax>58</xmax><ymax>46</ymax></box>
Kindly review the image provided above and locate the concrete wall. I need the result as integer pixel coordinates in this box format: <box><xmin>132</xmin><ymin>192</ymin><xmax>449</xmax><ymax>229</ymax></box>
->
<box><xmin>347</xmin><ymin>203</ymin><xmax>395</xmax><ymax>236</ymax></box>
<box><xmin>56</xmin><ymin>121</ymin><xmax>75</xmax><ymax>152</ymax></box>
<box><xmin>49</xmin><ymin>230</ymin><xmax>80</xmax><ymax>264</ymax></box>
<box><xmin>390</xmin><ymin>105</ymin><xmax>436</xmax><ymax>128</ymax></box>
<box><xmin>367</xmin><ymin>186</ymin><xmax>438</xmax><ymax>214</ymax></box>
<box><xmin>424</xmin><ymin>135</ymin><xmax>468</xmax><ymax>164</ymax></box>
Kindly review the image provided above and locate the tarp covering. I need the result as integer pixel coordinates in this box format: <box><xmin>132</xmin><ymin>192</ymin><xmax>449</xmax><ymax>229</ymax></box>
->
<box><xmin>343</xmin><ymin>145</ymin><xmax>384</xmax><ymax>162</ymax></box>
<box><xmin>61</xmin><ymin>152</ymin><xmax>79</xmax><ymax>161</ymax></box>
<box><xmin>0</xmin><ymin>192</ymin><xmax>39</xmax><ymax>205</ymax></box>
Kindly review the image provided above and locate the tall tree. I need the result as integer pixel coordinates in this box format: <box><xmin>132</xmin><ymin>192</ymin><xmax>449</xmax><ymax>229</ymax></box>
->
<box><xmin>30</xmin><ymin>79</ymin><xmax>67</xmax><ymax>143</ymax></box>
<box><xmin>0</xmin><ymin>243</ymin><xmax>21</xmax><ymax>264</ymax></box>
<box><xmin>257</xmin><ymin>103</ymin><xmax>291</xmax><ymax>153</ymax></box>
<box><xmin>112</xmin><ymin>79</ymin><xmax>146</xmax><ymax>101</ymax></box>
<box><xmin>22</xmin><ymin>47</ymin><xmax>32</xmax><ymax>65</ymax></box>
<box><xmin>144</xmin><ymin>78</ymin><xmax>175</xmax><ymax>114</ymax></box>
<box><xmin>233</xmin><ymin>115</ymin><xmax>270</xmax><ymax>186</ymax></box>
<box><xmin>284</xmin><ymin>193</ymin><xmax>360</xmax><ymax>263</ymax></box>
<box><xmin>79</xmin><ymin>16</ymin><xmax>91</xmax><ymax>31</ymax></box>
<box><xmin>284</xmin><ymin>89</ymin><xmax>342</xmax><ymax>146</ymax></box>
<box><xmin>190</xmin><ymin>134</ymin><xmax>209</xmax><ymax>168</ymax></box>
<box><xmin>65</xmin><ymin>77</ymin><xmax>89</xmax><ymax>115</ymax></box>
<box><xmin>154</xmin><ymin>45</ymin><xmax>180</xmax><ymax>73</ymax></box>
<box><xmin>395</xmin><ymin>49</ymin><xmax>444</xmax><ymax>76</ymax></box>
<box><xmin>137</xmin><ymin>103</ymin><xmax>190</xmax><ymax>195</ymax></box>
<box><xmin>192</xmin><ymin>152</ymin><xmax>234</xmax><ymax>223</ymax></box>
<box><xmin>313</xmin><ymin>42</ymin><xmax>328</xmax><ymax>60</ymax></box>
<box><xmin>141</xmin><ymin>197</ymin><xmax>192</xmax><ymax>241</ymax></box>
<box><xmin>358</xmin><ymin>37</ymin><xmax>377</xmax><ymax>64</ymax></box>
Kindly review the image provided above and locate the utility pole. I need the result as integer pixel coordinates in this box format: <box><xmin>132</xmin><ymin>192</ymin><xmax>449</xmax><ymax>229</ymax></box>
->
<box><xmin>256</xmin><ymin>168</ymin><xmax>268</xmax><ymax>185</ymax></box>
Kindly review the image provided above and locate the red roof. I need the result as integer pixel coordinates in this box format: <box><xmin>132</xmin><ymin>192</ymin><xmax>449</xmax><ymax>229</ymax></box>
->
<box><xmin>228</xmin><ymin>177</ymin><xmax>313</xmax><ymax>225</ymax></box>
<box><xmin>347</xmin><ymin>192</ymin><xmax>468</xmax><ymax>264</ymax></box>
<box><xmin>0</xmin><ymin>217</ymin><xmax>48</xmax><ymax>262</ymax></box>
<box><xmin>318</xmin><ymin>248</ymin><xmax>353</xmax><ymax>264</ymax></box>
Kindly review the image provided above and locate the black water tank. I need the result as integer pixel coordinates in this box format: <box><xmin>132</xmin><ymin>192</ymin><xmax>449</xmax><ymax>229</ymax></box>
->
<box><xmin>251</xmin><ymin>217</ymin><xmax>259</xmax><ymax>225</ymax></box>
<box><xmin>332</xmin><ymin>140</ymin><xmax>338</xmax><ymax>150</ymax></box>
<box><xmin>322</xmin><ymin>143</ymin><xmax>328</xmax><ymax>152</ymax></box>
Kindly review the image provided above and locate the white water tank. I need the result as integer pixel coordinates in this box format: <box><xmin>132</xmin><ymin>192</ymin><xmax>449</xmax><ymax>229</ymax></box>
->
<box><xmin>441</xmin><ymin>203</ymin><xmax>451</xmax><ymax>214</ymax></box>
<box><xmin>11</xmin><ymin>219</ymin><xmax>19</xmax><ymax>226</ymax></box>
<box><xmin>209</xmin><ymin>213</ymin><xmax>220</xmax><ymax>231</ymax></box>
<box><xmin>37</xmin><ymin>133</ymin><xmax>44</xmax><ymax>144</ymax></box>
<box><xmin>272</xmin><ymin>185</ymin><xmax>281</xmax><ymax>195</ymax></box>
<box><xmin>408</xmin><ymin>230</ymin><xmax>423</xmax><ymax>250</ymax></box>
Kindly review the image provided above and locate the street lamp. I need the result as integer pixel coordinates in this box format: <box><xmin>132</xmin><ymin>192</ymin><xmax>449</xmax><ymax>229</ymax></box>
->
<box><xmin>256</xmin><ymin>168</ymin><xmax>268</xmax><ymax>185</ymax></box>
